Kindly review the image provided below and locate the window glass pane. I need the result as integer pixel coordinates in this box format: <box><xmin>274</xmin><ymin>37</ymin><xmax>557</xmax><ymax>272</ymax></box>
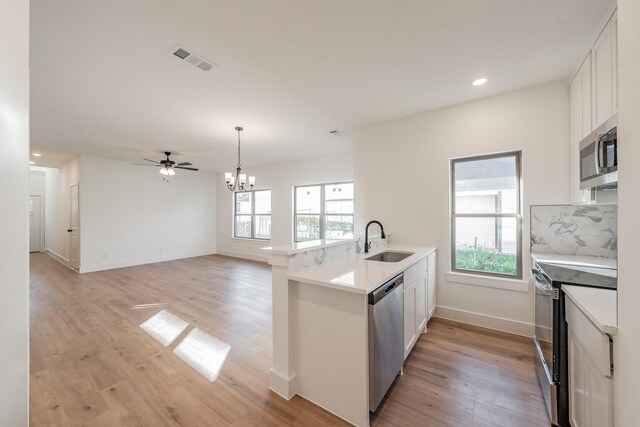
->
<box><xmin>325</xmin><ymin>215</ymin><xmax>354</xmax><ymax>240</ymax></box>
<box><xmin>454</xmin><ymin>216</ymin><xmax>517</xmax><ymax>276</ymax></box>
<box><xmin>324</xmin><ymin>183</ymin><xmax>354</xmax><ymax>201</ymax></box>
<box><xmin>254</xmin><ymin>215</ymin><xmax>271</xmax><ymax>239</ymax></box>
<box><xmin>234</xmin><ymin>215</ymin><xmax>251</xmax><ymax>238</ymax></box>
<box><xmin>325</xmin><ymin>200</ymin><xmax>353</xmax><ymax>214</ymax></box>
<box><xmin>235</xmin><ymin>192</ymin><xmax>252</xmax><ymax>214</ymax></box>
<box><xmin>295</xmin><ymin>215</ymin><xmax>320</xmax><ymax>241</ymax></box>
<box><xmin>255</xmin><ymin>190</ymin><xmax>271</xmax><ymax>214</ymax></box>
<box><xmin>295</xmin><ymin>186</ymin><xmax>321</xmax><ymax>214</ymax></box>
<box><xmin>454</xmin><ymin>155</ymin><xmax>517</xmax><ymax>214</ymax></box>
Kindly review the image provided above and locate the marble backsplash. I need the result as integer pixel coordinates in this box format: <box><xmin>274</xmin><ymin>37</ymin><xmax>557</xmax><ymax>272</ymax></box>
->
<box><xmin>530</xmin><ymin>205</ymin><xmax>617</xmax><ymax>258</ymax></box>
<box><xmin>288</xmin><ymin>235</ymin><xmax>389</xmax><ymax>271</ymax></box>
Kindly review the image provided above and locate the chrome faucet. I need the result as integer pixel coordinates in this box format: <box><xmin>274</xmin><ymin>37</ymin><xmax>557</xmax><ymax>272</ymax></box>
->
<box><xmin>364</xmin><ymin>220</ymin><xmax>386</xmax><ymax>253</ymax></box>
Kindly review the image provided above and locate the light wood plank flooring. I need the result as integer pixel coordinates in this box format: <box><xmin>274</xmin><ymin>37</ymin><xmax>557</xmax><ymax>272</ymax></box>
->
<box><xmin>30</xmin><ymin>253</ymin><xmax>548</xmax><ymax>426</ymax></box>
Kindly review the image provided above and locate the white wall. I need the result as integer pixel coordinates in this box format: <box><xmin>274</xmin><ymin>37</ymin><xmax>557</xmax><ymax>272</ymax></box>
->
<box><xmin>216</xmin><ymin>151</ymin><xmax>353</xmax><ymax>261</ymax></box>
<box><xmin>79</xmin><ymin>155</ymin><xmax>217</xmax><ymax>272</ymax></box>
<box><xmin>614</xmin><ymin>0</ymin><xmax>640</xmax><ymax>424</ymax></box>
<box><xmin>0</xmin><ymin>0</ymin><xmax>29</xmax><ymax>423</ymax></box>
<box><xmin>353</xmin><ymin>80</ymin><xmax>571</xmax><ymax>335</ymax></box>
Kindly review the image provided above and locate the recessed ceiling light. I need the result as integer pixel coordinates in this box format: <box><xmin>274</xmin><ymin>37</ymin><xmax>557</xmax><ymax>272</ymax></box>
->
<box><xmin>32</xmin><ymin>153</ymin><xmax>42</xmax><ymax>157</ymax></box>
<box><xmin>29</xmin><ymin>161</ymin><xmax>35</xmax><ymax>165</ymax></box>
<box><xmin>472</xmin><ymin>77</ymin><xmax>488</xmax><ymax>86</ymax></box>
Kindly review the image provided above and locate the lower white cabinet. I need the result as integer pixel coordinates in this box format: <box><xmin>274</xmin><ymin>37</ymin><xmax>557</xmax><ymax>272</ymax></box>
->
<box><xmin>403</xmin><ymin>280</ymin><xmax>418</xmax><ymax>358</ymax></box>
<box><xmin>566</xmin><ymin>297</ymin><xmax>614</xmax><ymax>427</ymax></box>
<box><xmin>403</xmin><ymin>255</ymin><xmax>431</xmax><ymax>359</ymax></box>
<box><xmin>427</xmin><ymin>251</ymin><xmax>436</xmax><ymax>321</ymax></box>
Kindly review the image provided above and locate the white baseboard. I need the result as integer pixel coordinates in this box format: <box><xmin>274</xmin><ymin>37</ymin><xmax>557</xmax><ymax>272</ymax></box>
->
<box><xmin>216</xmin><ymin>250</ymin><xmax>268</xmax><ymax>263</ymax></box>
<box><xmin>434</xmin><ymin>305</ymin><xmax>534</xmax><ymax>337</ymax></box>
<box><xmin>79</xmin><ymin>250</ymin><xmax>216</xmax><ymax>273</ymax></box>
<box><xmin>269</xmin><ymin>369</ymin><xmax>296</xmax><ymax>400</ymax></box>
<box><xmin>44</xmin><ymin>248</ymin><xmax>74</xmax><ymax>270</ymax></box>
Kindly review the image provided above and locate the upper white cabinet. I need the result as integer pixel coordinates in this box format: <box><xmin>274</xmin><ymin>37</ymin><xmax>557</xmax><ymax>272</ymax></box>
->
<box><xmin>592</xmin><ymin>12</ymin><xmax>618</xmax><ymax>129</ymax></box>
<box><xmin>569</xmin><ymin>8</ymin><xmax>618</xmax><ymax>203</ymax></box>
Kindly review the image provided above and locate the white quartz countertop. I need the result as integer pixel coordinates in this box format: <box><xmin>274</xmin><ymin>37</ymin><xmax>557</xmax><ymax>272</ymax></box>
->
<box><xmin>531</xmin><ymin>253</ymin><xmax>617</xmax><ymax>270</ymax></box>
<box><xmin>562</xmin><ymin>284</ymin><xmax>618</xmax><ymax>335</ymax></box>
<box><xmin>287</xmin><ymin>244</ymin><xmax>436</xmax><ymax>294</ymax></box>
<box><xmin>262</xmin><ymin>239</ymin><xmax>356</xmax><ymax>256</ymax></box>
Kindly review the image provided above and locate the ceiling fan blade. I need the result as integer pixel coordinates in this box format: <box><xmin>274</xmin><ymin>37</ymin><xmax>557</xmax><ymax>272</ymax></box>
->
<box><xmin>132</xmin><ymin>163</ymin><xmax>161</xmax><ymax>166</ymax></box>
<box><xmin>142</xmin><ymin>158</ymin><xmax>161</xmax><ymax>164</ymax></box>
<box><xmin>176</xmin><ymin>162</ymin><xmax>192</xmax><ymax>166</ymax></box>
<box><xmin>174</xmin><ymin>166</ymin><xmax>199</xmax><ymax>171</ymax></box>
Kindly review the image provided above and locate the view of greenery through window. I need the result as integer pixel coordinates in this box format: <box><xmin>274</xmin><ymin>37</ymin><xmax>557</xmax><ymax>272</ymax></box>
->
<box><xmin>234</xmin><ymin>190</ymin><xmax>271</xmax><ymax>240</ymax></box>
<box><xmin>451</xmin><ymin>153</ymin><xmax>521</xmax><ymax>278</ymax></box>
<box><xmin>295</xmin><ymin>182</ymin><xmax>354</xmax><ymax>242</ymax></box>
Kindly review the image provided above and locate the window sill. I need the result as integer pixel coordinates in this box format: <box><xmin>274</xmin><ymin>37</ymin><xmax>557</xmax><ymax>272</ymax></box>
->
<box><xmin>232</xmin><ymin>237</ymin><xmax>272</xmax><ymax>244</ymax></box>
<box><xmin>447</xmin><ymin>271</ymin><xmax>529</xmax><ymax>293</ymax></box>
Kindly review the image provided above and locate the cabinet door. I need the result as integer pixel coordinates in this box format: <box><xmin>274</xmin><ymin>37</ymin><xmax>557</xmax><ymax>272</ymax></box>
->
<box><xmin>568</xmin><ymin>329</ymin><xmax>586</xmax><ymax>427</ymax></box>
<box><xmin>593</xmin><ymin>15</ymin><xmax>616</xmax><ymax>128</ymax></box>
<box><xmin>416</xmin><ymin>276</ymin><xmax>427</xmax><ymax>333</ymax></box>
<box><xmin>427</xmin><ymin>252</ymin><xmax>436</xmax><ymax>320</ymax></box>
<box><xmin>403</xmin><ymin>283</ymin><xmax>417</xmax><ymax>359</ymax></box>
<box><xmin>570</xmin><ymin>54</ymin><xmax>595</xmax><ymax>204</ymax></box>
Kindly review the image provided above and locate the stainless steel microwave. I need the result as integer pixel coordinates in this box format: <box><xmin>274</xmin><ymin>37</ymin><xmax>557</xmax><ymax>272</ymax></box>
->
<box><xmin>579</xmin><ymin>114</ymin><xmax>618</xmax><ymax>190</ymax></box>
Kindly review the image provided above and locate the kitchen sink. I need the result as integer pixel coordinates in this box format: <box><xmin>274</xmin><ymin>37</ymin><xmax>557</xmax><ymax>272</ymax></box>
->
<box><xmin>365</xmin><ymin>251</ymin><xmax>414</xmax><ymax>262</ymax></box>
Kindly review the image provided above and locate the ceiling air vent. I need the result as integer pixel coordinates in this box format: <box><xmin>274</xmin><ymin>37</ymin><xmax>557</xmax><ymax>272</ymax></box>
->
<box><xmin>329</xmin><ymin>129</ymin><xmax>346</xmax><ymax>136</ymax></box>
<box><xmin>169</xmin><ymin>45</ymin><xmax>217</xmax><ymax>72</ymax></box>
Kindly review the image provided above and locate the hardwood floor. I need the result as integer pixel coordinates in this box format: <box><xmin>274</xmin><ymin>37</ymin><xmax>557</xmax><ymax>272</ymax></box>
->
<box><xmin>30</xmin><ymin>253</ymin><xmax>548</xmax><ymax>426</ymax></box>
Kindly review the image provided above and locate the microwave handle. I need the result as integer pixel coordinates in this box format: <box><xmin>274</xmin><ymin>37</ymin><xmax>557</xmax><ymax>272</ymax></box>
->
<box><xmin>596</xmin><ymin>137</ymin><xmax>604</xmax><ymax>173</ymax></box>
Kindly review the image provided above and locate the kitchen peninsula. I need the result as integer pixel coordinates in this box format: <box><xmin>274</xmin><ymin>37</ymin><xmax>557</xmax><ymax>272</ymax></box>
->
<box><xmin>263</xmin><ymin>238</ymin><xmax>436</xmax><ymax>427</ymax></box>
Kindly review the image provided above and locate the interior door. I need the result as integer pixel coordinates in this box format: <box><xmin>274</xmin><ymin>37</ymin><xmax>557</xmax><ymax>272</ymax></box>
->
<box><xmin>70</xmin><ymin>184</ymin><xmax>80</xmax><ymax>269</ymax></box>
<box><xmin>29</xmin><ymin>194</ymin><xmax>43</xmax><ymax>252</ymax></box>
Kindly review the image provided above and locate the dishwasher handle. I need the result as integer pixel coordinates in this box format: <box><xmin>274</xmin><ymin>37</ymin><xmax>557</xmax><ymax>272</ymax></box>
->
<box><xmin>369</xmin><ymin>274</ymin><xmax>404</xmax><ymax>305</ymax></box>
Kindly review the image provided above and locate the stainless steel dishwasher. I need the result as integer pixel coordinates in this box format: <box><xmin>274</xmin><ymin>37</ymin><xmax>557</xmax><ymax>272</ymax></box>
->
<box><xmin>368</xmin><ymin>273</ymin><xmax>404</xmax><ymax>412</ymax></box>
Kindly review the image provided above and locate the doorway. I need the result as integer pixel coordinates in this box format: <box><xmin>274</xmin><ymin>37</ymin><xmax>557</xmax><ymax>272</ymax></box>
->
<box><xmin>29</xmin><ymin>194</ymin><xmax>44</xmax><ymax>253</ymax></box>
<box><xmin>70</xmin><ymin>184</ymin><xmax>80</xmax><ymax>270</ymax></box>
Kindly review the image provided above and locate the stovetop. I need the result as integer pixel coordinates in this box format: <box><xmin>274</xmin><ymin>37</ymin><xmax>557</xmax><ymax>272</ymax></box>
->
<box><xmin>536</xmin><ymin>261</ymin><xmax>617</xmax><ymax>290</ymax></box>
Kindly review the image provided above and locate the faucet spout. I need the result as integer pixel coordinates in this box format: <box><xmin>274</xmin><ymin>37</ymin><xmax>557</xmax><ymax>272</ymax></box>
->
<box><xmin>364</xmin><ymin>220</ymin><xmax>386</xmax><ymax>253</ymax></box>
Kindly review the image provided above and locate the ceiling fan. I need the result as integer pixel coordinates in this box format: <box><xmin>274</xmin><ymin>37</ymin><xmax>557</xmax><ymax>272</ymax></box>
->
<box><xmin>134</xmin><ymin>151</ymin><xmax>199</xmax><ymax>176</ymax></box>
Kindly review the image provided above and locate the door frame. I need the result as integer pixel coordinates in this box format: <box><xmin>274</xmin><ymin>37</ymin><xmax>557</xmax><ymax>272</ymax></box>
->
<box><xmin>69</xmin><ymin>183</ymin><xmax>80</xmax><ymax>270</ymax></box>
<box><xmin>29</xmin><ymin>193</ymin><xmax>45</xmax><ymax>253</ymax></box>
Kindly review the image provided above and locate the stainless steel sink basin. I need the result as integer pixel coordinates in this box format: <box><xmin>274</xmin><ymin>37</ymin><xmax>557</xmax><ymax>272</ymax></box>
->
<box><xmin>365</xmin><ymin>251</ymin><xmax>414</xmax><ymax>262</ymax></box>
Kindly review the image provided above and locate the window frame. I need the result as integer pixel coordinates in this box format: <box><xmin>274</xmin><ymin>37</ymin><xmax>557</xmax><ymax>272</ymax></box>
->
<box><xmin>293</xmin><ymin>181</ymin><xmax>354</xmax><ymax>242</ymax></box>
<box><xmin>233</xmin><ymin>189</ymin><xmax>272</xmax><ymax>241</ymax></box>
<box><xmin>450</xmin><ymin>151</ymin><xmax>523</xmax><ymax>280</ymax></box>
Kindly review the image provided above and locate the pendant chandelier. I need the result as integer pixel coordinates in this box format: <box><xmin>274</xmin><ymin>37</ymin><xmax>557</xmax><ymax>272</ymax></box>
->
<box><xmin>225</xmin><ymin>126</ymin><xmax>255</xmax><ymax>192</ymax></box>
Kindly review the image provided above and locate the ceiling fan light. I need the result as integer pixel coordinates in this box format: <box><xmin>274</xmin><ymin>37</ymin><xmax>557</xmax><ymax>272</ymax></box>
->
<box><xmin>168</xmin><ymin>168</ymin><xmax>176</xmax><ymax>176</ymax></box>
<box><xmin>159</xmin><ymin>168</ymin><xmax>169</xmax><ymax>176</ymax></box>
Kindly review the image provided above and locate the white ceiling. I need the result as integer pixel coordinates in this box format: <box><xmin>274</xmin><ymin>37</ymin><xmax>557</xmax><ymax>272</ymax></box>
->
<box><xmin>30</xmin><ymin>0</ymin><xmax>613</xmax><ymax>171</ymax></box>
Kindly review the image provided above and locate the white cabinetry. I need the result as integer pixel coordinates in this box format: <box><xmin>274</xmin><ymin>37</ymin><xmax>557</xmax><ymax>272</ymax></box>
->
<box><xmin>570</xmin><ymin>54</ymin><xmax>594</xmax><ymax>204</ymax></box>
<box><xmin>403</xmin><ymin>256</ymin><xmax>427</xmax><ymax>359</ymax></box>
<box><xmin>427</xmin><ymin>251</ymin><xmax>436</xmax><ymax>320</ymax></box>
<box><xmin>592</xmin><ymin>12</ymin><xmax>617</xmax><ymax>129</ymax></box>
<box><xmin>568</xmin><ymin>8</ymin><xmax>618</xmax><ymax>203</ymax></box>
<box><xmin>566</xmin><ymin>297</ymin><xmax>614</xmax><ymax>427</ymax></box>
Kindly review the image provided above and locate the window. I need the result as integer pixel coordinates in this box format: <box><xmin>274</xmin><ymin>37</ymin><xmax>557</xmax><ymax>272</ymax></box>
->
<box><xmin>451</xmin><ymin>152</ymin><xmax>522</xmax><ymax>279</ymax></box>
<box><xmin>294</xmin><ymin>182</ymin><xmax>354</xmax><ymax>242</ymax></box>
<box><xmin>234</xmin><ymin>190</ymin><xmax>271</xmax><ymax>240</ymax></box>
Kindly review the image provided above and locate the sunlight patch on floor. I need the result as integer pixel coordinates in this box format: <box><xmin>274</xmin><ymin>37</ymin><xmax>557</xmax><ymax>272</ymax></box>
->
<box><xmin>173</xmin><ymin>327</ymin><xmax>231</xmax><ymax>382</ymax></box>
<box><xmin>139</xmin><ymin>309</ymin><xmax>189</xmax><ymax>346</ymax></box>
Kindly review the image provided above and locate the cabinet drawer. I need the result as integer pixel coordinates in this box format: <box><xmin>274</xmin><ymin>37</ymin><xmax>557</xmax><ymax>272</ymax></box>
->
<box><xmin>404</xmin><ymin>257</ymin><xmax>427</xmax><ymax>289</ymax></box>
<box><xmin>565</xmin><ymin>296</ymin><xmax>612</xmax><ymax>377</ymax></box>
